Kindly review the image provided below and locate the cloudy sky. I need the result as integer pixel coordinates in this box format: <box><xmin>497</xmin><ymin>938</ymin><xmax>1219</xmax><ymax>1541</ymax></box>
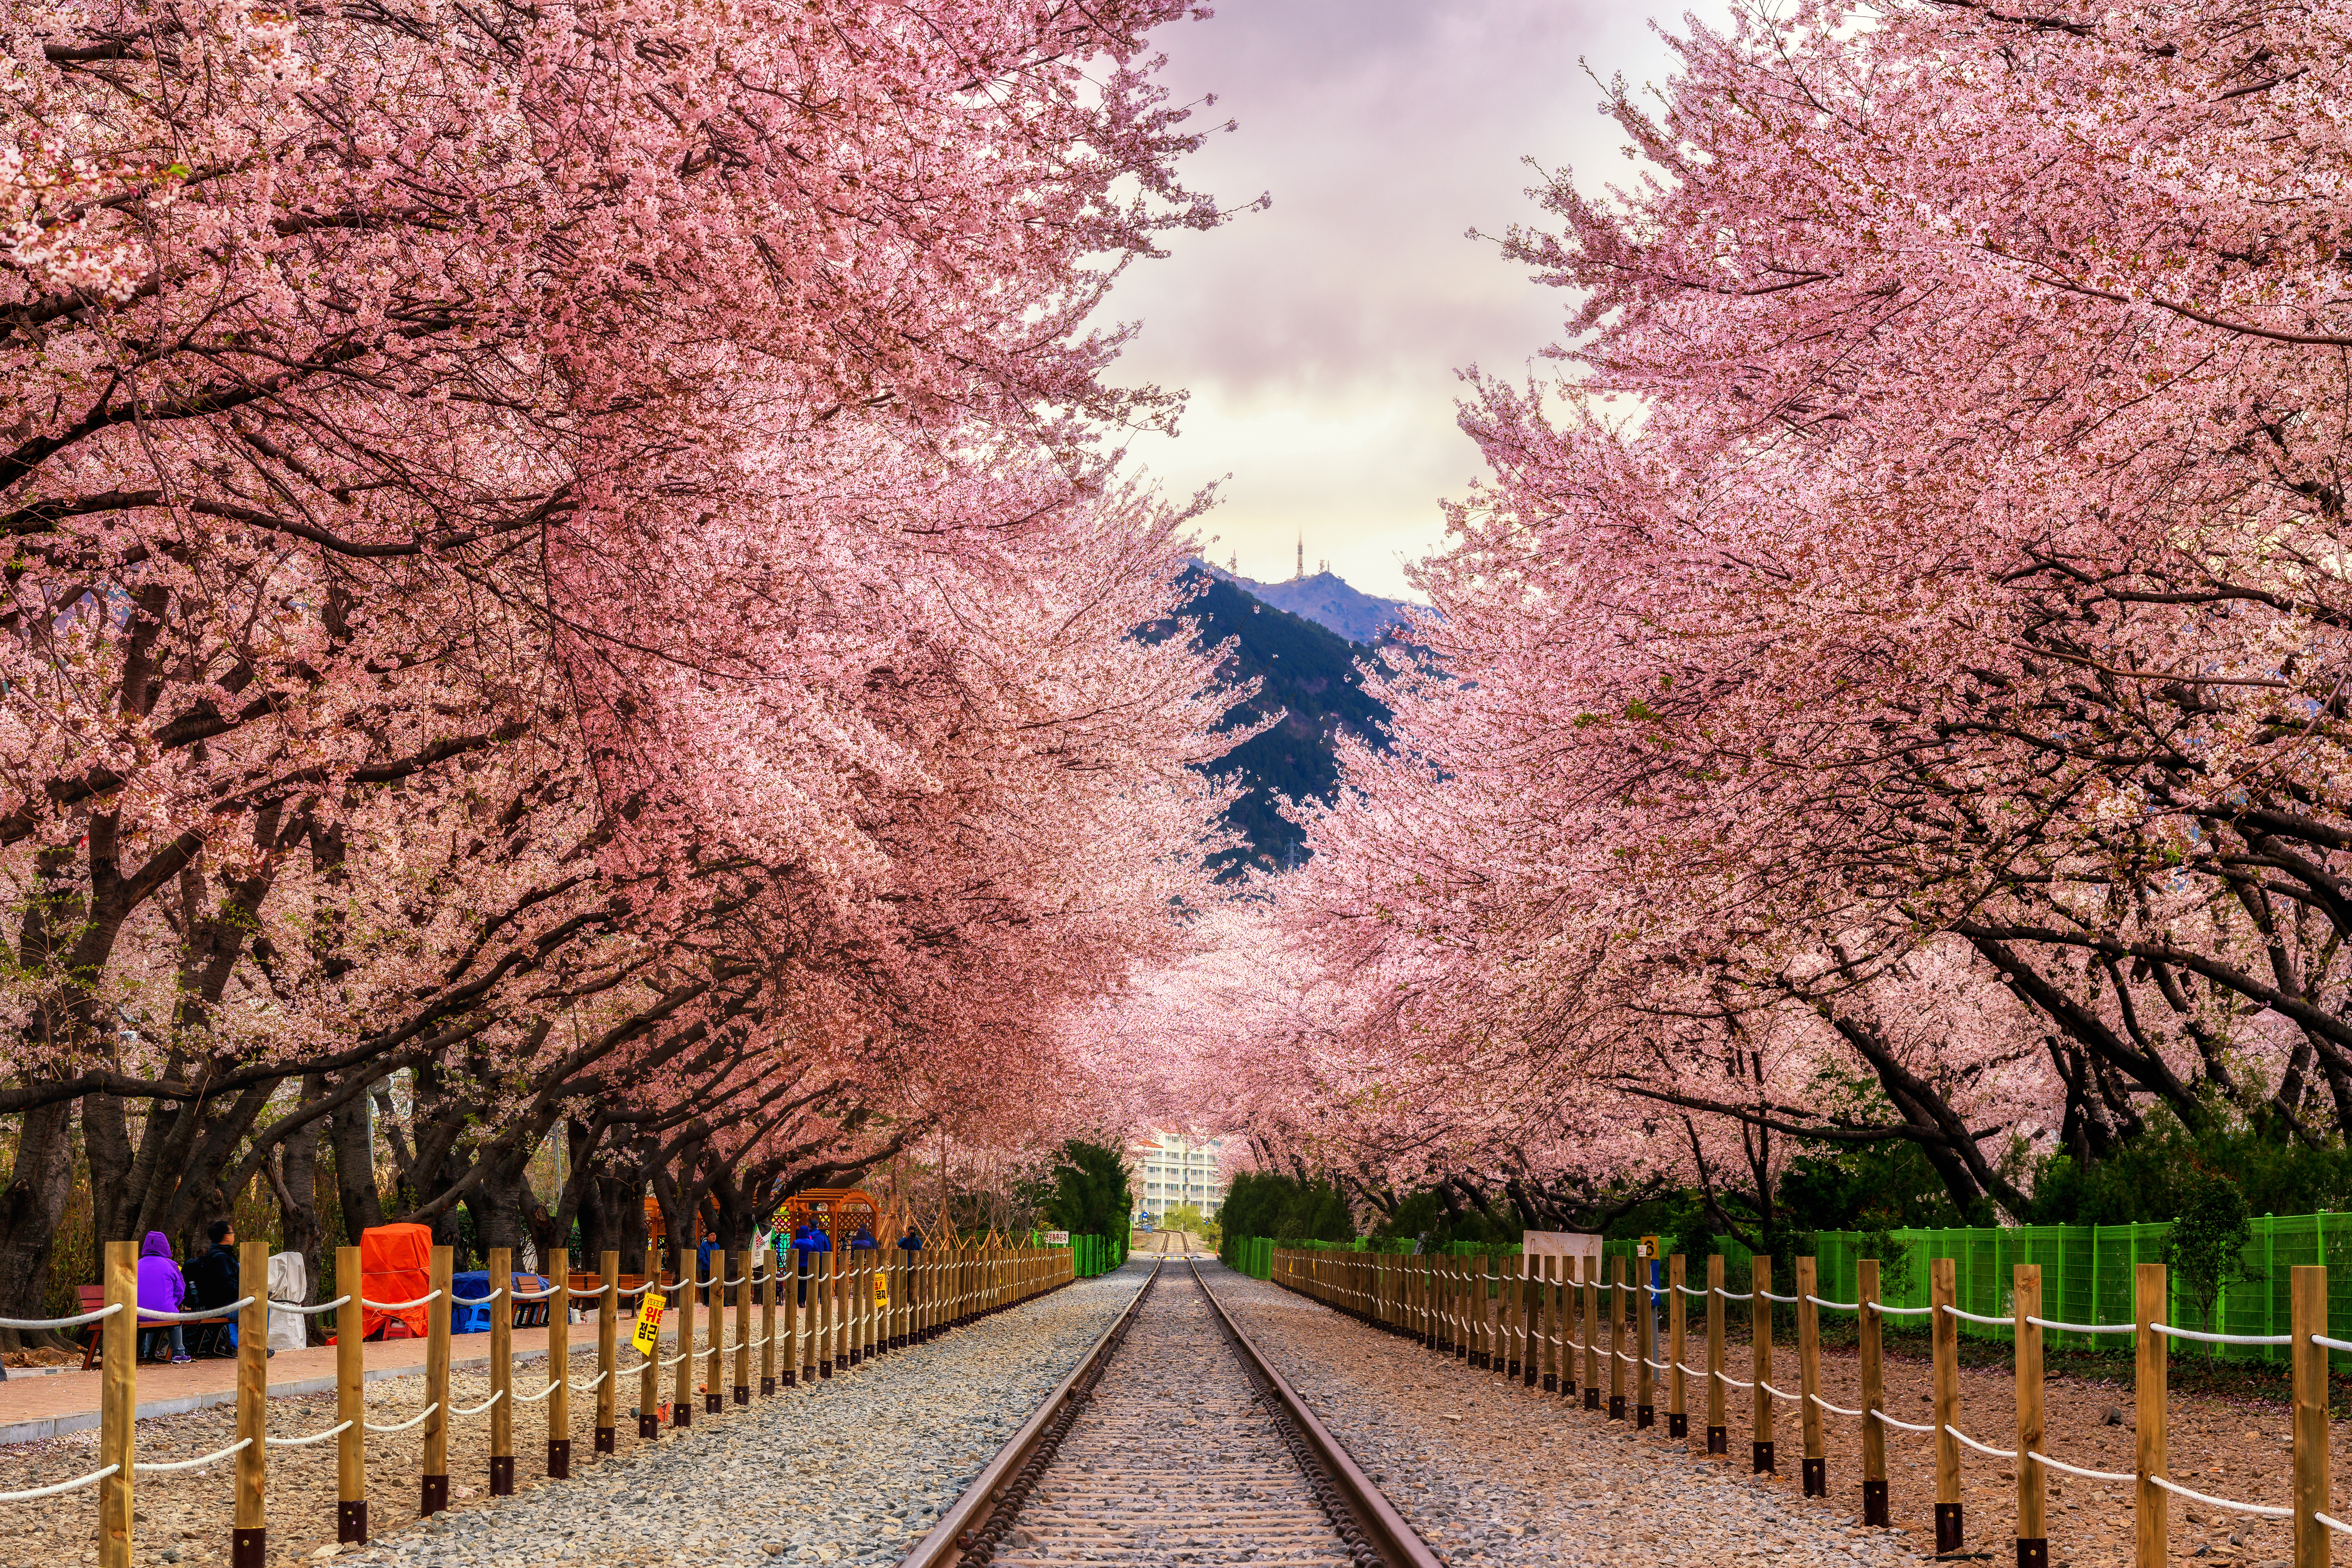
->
<box><xmin>1095</xmin><ymin>0</ymin><xmax>1721</xmax><ymax>601</ymax></box>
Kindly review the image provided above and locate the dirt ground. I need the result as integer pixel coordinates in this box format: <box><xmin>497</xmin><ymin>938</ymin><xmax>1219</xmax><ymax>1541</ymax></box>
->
<box><xmin>1559</xmin><ymin>1321</ymin><xmax>2305</xmax><ymax>1568</ymax></box>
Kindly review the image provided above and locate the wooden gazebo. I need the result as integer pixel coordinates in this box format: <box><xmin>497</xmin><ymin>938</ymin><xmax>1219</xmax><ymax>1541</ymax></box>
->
<box><xmin>786</xmin><ymin>1187</ymin><xmax>883</xmax><ymax>1248</ymax></box>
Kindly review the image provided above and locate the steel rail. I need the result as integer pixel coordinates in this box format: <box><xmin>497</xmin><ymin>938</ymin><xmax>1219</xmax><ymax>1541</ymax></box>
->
<box><xmin>1189</xmin><ymin>1259</ymin><xmax>1444</xmax><ymax>1568</ymax></box>
<box><xmin>897</xmin><ymin>1260</ymin><xmax>1163</xmax><ymax>1568</ymax></box>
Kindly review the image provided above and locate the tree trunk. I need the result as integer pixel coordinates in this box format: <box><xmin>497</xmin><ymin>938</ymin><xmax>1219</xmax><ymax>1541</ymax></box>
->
<box><xmin>329</xmin><ymin>1079</ymin><xmax>385</xmax><ymax>1240</ymax></box>
<box><xmin>0</xmin><ymin>1099</ymin><xmax>78</xmax><ymax>1351</ymax></box>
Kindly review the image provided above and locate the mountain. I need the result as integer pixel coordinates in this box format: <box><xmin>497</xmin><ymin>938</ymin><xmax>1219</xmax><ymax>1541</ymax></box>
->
<box><xmin>1201</xmin><ymin>562</ymin><xmax>1417</xmax><ymax>645</ymax></box>
<box><xmin>1160</xmin><ymin>565</ymin><xmax>1391</xmax><ymax>876</ymax></box>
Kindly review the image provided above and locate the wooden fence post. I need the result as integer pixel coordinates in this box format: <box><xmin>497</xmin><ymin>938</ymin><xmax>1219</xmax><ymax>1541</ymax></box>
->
<box><xmin>2293</xmin><ymin>1264</ymin><xmax>2329</xmax><ymax>1568</ymax></box>
<box><xmin>1477</xmin><ymin>1254</ymin><xmax>1493</xmax><ymax>1370</ymax></box>
<box><xmin>760</xmin><ymin>1253</ymin><xmax>777</xmax><ymax>1397</ymax></box>
<box><xmin>596</xmin><ymin>1249</ymin><xmax>618</xmax><ymax>1453</ymax></box>
<box><xmin>1502</xmin><ymin>1255</ymin><xmax>1518</xmax><ymax>1377</ymax></box>
<box><xmin>1417</xmin><ymin>1252</ymin><xmax>1428</xmax><ymax>1349</ymax></box>
<box><xmin>1538</xmin><ymin>1255</ymin><xmax>1556</xmax><ymax>1392</ymax></box>
<box><xmin>546</xmin><ymin>1246</ymin><xmax>570</xmax><ymax>1478</ymax></box>
<box><xmin>2135</xmin><ymin>1261</ymin><xmax>2167</xmax><ymax>1568</ymax></box>
<box><xmin>790</xmin><ymin>1244</ymin><xmax>807</xmax><ymax>1383</ymax></box>
<box><xmin>98</xmin><ymin>1239</ymin><xmax>134</xmax><ymax>1568</ymax></box>
<box><xmin>1859</xmin><ymin>1257</ymin><xmax>1888</xmax><ymax>1525</ymax></box>
<box><xmin>1933</xmin><ymin>1255</ymin><xmax>1962</xmax><ymax>1554</ymax></box>
<box><xmin>336</xmin><ymin>1244</ymin><xmax>366</xmax><ymax>1542</ymax></box>
<box><xmin>1797</xmin><ymin>1256</ymin><xmax>1824</xmax><ymax>1496</ymax></box>
<box><xmin>1439</xmin><ymin>1250</ymin><xmax>1458</xmax><ymax>1363</ymax></box>
<box><xmin>1669</xmin><ymin>1254</ymin><xmax>1688</xmax><ymax>1440</ymax></box>
<box><xmin>1610</xmin><ymin>1254</ymin><xmax>1627</xmax><ymax>1421</ymax></box>
<box><xmin>1752</xmin><ymin>1254</ymin><xmax>1775</xmax><ymax>1474</ymax></box>
<box><xmin>1586</xmin><ymin>1256</ymin><xmax>1602</xmax><ymax>1410</ymax></box>
<box><xmin>672</xmin><ymin>1244</ymin><xmax>696</xmax><ymax>1426</ymax></box>
<box><xmin>235</xmin><ymin>1240</ymin><xmax>266</xmax><ymax>1568</ymax></box>
<box><xmin>1563</xmin><ymin>1256</ymin><xmax>1579</xmax><ymax>1400</ymax></box>
<box><xmin>488</xmin><ymin>1244</ymin><xmax>514</xmax><ymax>1495</ymax></box>
<box><xmin>1521</xmin><ymin>1256</ymin><xmax>1537</xmax><ymax>1383</ymax></box>
<box><xmin>1637</xmin><ymin>1254</ymin><xmax>1656</xmax><ymax>1429</ymax></box>
<box><xmin>1706</xmin><ymin>1252</ymin><xmax>1727</xmax><ymax>1453</ymax></box>
<box><xmin>2015</xmin><ymin>1263</ymin><xmax>2044</xmax><ymax>1568</ymax></box>
<box><xmin>637</xmin><ymin>1244</ymin><xmax>661</xmax><ymax>1436</ymax></box>
<box><xmin>703</xmin><ymin>1263</ymin><xmax>724</xmax><ymax>1414</ymax></box>
<box><xmin>734</xmin><ymin>1249</ymin><xmax>752</xmax><ymax>1404</ymax></box>
<box><xmin>1527</xmin><ymin>1254</ymin><xmax>1544</xmax><ymax>1387</ymax></box>
<box><xmin>423</xmin><ymin>1244</ymin><xmax>453</xmax><ymax>1515</ymax></box>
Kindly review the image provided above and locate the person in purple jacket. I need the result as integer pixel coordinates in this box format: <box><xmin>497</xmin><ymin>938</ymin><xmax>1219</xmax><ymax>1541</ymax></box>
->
<box><xmin>136</xmin><ymin>1231</ymin><xmax>194</xmax><ymax>1363</ymax></box>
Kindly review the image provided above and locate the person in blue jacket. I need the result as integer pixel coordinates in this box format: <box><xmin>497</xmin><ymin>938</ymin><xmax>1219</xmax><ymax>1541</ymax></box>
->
<box><xmin>848</xmin><ymin>1225</ymin><xmax>877</xmax><ymax>1250</ymax></box>
<box><xmin>897</xmin><ymin>1227</ymin><xmax>922</xmax><ymax>1308</ymax></box>
<box><xmin>794</xmin><ymin>1222</ymin><xmax>832</xmax><ymax>1304</ymax></box>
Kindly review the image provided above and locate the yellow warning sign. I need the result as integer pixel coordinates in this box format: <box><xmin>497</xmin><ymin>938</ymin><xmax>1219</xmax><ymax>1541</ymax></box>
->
<box><xmin>873</xmin><ymin>1272</ymin><xmax>890</xmax><ymax>1310</ymax></box>
<box><xmin>630</xmin><ymin>1290</ymin><xmax>667</xmax><ymax>1355</ymax></box>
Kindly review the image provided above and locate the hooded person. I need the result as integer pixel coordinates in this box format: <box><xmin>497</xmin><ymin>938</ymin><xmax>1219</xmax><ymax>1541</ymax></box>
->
<box><xmin>136</xmin><ymin>1231</ymin><xmax>192</xmax><ymax>1363</ymax></box>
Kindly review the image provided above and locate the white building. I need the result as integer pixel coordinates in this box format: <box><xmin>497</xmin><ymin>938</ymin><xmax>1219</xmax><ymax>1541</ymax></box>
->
<box><xmin>1130</xmin><ymin>1132</ymin><xmax>1228</xmax><ymax>1222</ymax></box>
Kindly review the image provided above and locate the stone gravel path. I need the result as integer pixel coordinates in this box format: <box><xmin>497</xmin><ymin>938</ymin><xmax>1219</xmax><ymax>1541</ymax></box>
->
<box><xmin>1201</xmin><ymin>1261</ymin><xmax>1930</xmax><ymax>1568</ymax></box>
<box><xmin>337</xmin><ymin>1261</ymin><xmax>1150</xmax><ymax>1568</ymax></box>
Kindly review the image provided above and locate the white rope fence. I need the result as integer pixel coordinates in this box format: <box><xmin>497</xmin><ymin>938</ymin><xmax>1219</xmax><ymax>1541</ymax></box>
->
<box><xmin>265</xmin><ymin>1420</ymin><xmax>354</xmax><ymax>1449</ymax></box>
<box><xmin>0</xmin><ymin>1303</ymin><xmax>122</xmax><ymax>1331</ymax></box>
<box><xmin>1944</xmin><ymin>1423</ymin><xmax>2018</xmax><ymax>1461</ymax></box>
<box><xmin>0</xmin><ymin>1465</ymin><xmax>119</xmax><ymax>1502</ymax></box>
<box><xmin>139</xmin><ymin>1297</ymin><xmax>256</xmax><ymax>1323</ymax></box>
<box><xmin>2149</xmin><ymin>1474</ymin><xmax>2293</xmax><ymax>1517</ymax></box>
<box><xmin>361</xmin><ymin>1290</ymin><xmax>443</xmax><ymax>1311</ymax></box>
<box><xmin>365</xmin><ymin>1403</ymin><xmax>440</xmax><ymax>1435</ymax></box>
<box><xmin>2031</xmin><ymin>1451</ymin><xmax>2135</xmax><ymax>1484</ymax></box>
<box><xmin>135</xmin><ymin>1438</ymin><xmax>254</xmax><ymax>1474</ymax></box>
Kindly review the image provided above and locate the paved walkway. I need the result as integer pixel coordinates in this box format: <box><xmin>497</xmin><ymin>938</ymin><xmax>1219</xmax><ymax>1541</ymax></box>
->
<box><xmin>0</xmin><ymin>1320</ymin><xmax>693</xmax><ymax>1444</ymax></box>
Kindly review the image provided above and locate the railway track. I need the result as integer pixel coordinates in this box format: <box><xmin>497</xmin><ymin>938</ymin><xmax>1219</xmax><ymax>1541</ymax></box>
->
<box><xmin>901</xmin><ymin>1259</ymin><xmax>1440</xmax><ymax>1568</ymax></box>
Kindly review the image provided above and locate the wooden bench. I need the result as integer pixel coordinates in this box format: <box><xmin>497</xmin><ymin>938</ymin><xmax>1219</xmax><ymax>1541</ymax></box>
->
<box><xmin>78</xmin><ymin>1286</ymin><xmax>237</xmax><ymax>1369</ymax></box>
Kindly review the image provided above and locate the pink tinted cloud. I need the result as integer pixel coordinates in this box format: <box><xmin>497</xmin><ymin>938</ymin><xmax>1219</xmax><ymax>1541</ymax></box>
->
<box><xmin>1101</xmin><ymin>0</ymin><xmax>1722</xmax><ymax>598</ymax></box>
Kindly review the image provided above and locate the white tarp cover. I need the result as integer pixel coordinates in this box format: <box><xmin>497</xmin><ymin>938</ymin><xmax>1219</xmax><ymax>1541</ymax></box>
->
<box><xmin>1520</xmin><ymin>1230</ymin><xmax>1603</xmax><ymax>1258</ymax></box>
<box><xmin>266</xmin><ymin>1251</ymin><xmax>308</xmax><ymax>1351</ymax></box>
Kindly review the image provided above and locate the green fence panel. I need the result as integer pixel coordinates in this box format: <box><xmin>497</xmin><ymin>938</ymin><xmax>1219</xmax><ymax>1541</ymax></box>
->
<box><xmin>1222</xmin><ymin>1211</ymin><xmax>2352</xmax><ymax>1364</ymax></box>
<box><xmin>1769</xmin><ymin>1211</ymin><xmax>2352</xmax><ymax>1366</ymax></box>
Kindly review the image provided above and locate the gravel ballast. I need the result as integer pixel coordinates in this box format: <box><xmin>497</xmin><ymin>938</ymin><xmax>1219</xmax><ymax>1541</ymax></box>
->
<box><xmin>0</xmin><ymin>1264</ymin><xmax>1147</xmax><ymax>1568</ymax></box>
<box><xmin>1200</xmin><ymin>1261</ymin><xmax>1930</xmax><ymax>1568</ymax></box>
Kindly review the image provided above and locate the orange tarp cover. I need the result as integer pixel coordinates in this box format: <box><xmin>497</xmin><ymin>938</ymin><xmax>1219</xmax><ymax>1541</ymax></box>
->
<box><xmin>361</xmin><ymin>1223</ymin><xmax>433</xmax><ymax>1341</ymax></box>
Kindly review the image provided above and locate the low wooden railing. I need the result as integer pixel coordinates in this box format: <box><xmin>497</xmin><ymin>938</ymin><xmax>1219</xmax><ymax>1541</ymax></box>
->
<box><xmin>1271</xmin><ymin>1246</ymin><xmax>2338</xmax><ymax>1568</ymax></box>
<box><xmin>5</xmin><ymin>1238</ymin><xmax>1072</xmax><ymax>1567</ymax></box>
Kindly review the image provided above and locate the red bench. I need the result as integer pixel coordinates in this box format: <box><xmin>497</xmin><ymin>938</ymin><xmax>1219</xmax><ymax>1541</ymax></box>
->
<box><xmin>78</xmin><ymin>1285</ymin><xmax>237</xmax><ymax>1369</ymax></box>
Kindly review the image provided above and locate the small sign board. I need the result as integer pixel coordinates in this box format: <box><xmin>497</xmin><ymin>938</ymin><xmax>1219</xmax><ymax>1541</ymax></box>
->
<box><xmin>630</xmin><ymin>1290</ymin><xmax>667</xmax><ymax>1355</ymax></box>
<box><xmin>1636</xmin><ymin>1235</ymin><xmax>1661</xmax><ymax>1260</ymax></box>
<box><xmin>873</xmin><ymin>1272</ymin><xmax>890</xmax><ymax>1309</ymax></box>
<box><xmin>1042</xmin><ymin>1230</ymin><xmax>1071</xmax><ymax>1246</ymax></box>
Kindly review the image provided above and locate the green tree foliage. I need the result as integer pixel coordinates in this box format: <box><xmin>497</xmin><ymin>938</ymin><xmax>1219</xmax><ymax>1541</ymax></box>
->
<box><xmin>1041</xmin><ymin>1140</ymin><xmax>1133</xmax><ymax>1240</ymax></box>
<box><xmin>2026</xmin><ymin>1108</ymin><xmax>2352</xmax><ymax>1225</ymax></box>
<box><xmin>1219</xmin><ymin>1171</ymin><xmax>1356</xmax><ymax>1243</ymax></box>
<box><xmin>2162</xmin><ymin>1166</ymin><xmax>2255</xmax><ymax>1331</ymax></box>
